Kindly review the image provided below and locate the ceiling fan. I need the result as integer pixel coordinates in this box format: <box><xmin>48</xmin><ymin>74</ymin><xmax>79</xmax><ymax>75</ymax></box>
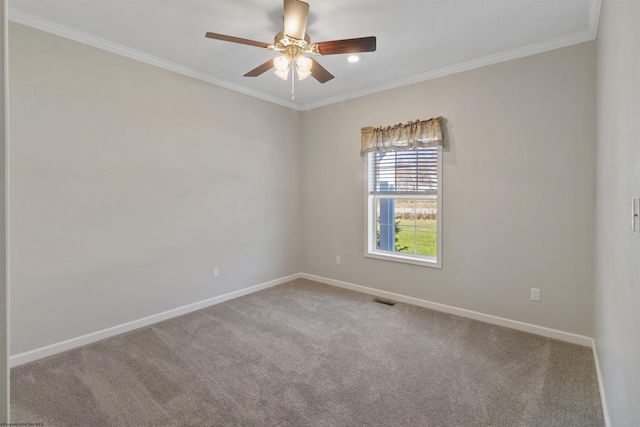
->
<box><xmin>205</xmin><ymin>0</ymin><xmax>376</xmax><ymax>84</ymax></box>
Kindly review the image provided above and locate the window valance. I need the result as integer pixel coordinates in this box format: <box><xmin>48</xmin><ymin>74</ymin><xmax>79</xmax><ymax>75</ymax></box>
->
<box><xmin>360</xmin><ymin>116</ymin><xmax>444</xmax><ymax>156</ymax></box>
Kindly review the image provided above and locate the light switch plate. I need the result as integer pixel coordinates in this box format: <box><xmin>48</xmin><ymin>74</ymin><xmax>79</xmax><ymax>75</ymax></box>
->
<box><xmin>633</xmin><ymin>199</ymin><xmax>640</xmax><ymax>232</ymax></box>
<box><xmin>531</xmin><ymin>288</ymin><xmax>541</xmax><ymax>302</ymax></box>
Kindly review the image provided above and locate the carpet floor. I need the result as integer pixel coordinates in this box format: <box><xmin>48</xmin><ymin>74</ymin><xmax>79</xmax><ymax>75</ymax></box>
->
<box><xmin>11</xmin><ymin>279</ymin><xmax>604</xmax><ymax>426</ymax></box>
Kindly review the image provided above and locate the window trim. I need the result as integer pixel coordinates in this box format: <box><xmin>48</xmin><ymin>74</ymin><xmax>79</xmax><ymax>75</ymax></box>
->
<box><xmin>363</xmin><ymin>146</ymin><xmax>443</xmax><ymax>268</ymax></box>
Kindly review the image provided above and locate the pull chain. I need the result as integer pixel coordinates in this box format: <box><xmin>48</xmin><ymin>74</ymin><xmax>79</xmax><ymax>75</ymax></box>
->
<box><xmin>291</xmin><ymin>65</ymin><xmax>295</xmax><ymax>101</ymax></box>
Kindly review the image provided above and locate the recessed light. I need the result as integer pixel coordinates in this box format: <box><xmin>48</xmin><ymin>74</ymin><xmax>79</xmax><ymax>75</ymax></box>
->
<box><xmin>347</xmin><ymin>55</ymin><xmax>362</xmax><ymax>63</ymax></box>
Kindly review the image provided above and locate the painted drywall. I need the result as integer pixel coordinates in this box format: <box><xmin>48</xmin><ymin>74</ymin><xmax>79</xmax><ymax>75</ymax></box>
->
<box><xmin>594</xmin><ymin>0</ymin><xmax>640</xmax><ymax>425</ymax></box>
<box><xmin>301</xmin><ymin>42</ymin><xmax>597</xmax><ymax>337</ymax></box>
<box><xmin>8</xmin><ymin>17</ymin><xmax>599</xmax><ymax>362</ymax></box>
<box><xmin>0</xmin><ymin>1</ymin><xmax>8</xmax><ymax>420</ymax></box>
<box><xmin>8</xmin><ymin>22</ymin><xmax>301</xmax><ymax>355</ymax></box>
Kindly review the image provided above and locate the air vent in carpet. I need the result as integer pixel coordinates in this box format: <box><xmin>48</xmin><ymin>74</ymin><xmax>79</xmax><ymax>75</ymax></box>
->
<box><xmin>372</xmin><ymin>298</ymin><xmax>396</xmax><ymax>306</ymax></box>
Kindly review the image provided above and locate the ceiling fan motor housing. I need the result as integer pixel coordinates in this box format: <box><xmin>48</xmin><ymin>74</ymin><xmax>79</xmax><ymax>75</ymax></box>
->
<box><xmin>273</xmin><ymin>31</ymin><xmax>313</xmax><ymax>60</ymax></box>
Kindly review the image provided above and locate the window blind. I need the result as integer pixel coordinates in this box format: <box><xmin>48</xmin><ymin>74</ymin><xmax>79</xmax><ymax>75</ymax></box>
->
<box><xmin>369</xmin><ymin>148</ymin><xmax>438</xmax><ymax>195</ymax></box>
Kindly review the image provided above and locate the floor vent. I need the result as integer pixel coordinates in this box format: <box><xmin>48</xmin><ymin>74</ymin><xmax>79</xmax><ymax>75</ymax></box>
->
<box><xmin>373</xmin><ymin>298</ymin><xmax>396</xmax><ymax>306</ymax></box>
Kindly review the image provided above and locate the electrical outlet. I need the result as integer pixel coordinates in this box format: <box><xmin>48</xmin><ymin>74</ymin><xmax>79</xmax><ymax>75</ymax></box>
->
<box><xmin>530</xmin><ymin>288</ymin><xmax>541</xmax><ymax>302</ymax></box>
<box><xmin>213</xmin><ymin>268</ymin><xmax>219</xmax><ymax>278</ymax></box>
<box><xmin>336</xmin><ymin>256</ymin><xmax>341</xmax><ymax>265</ymax></box>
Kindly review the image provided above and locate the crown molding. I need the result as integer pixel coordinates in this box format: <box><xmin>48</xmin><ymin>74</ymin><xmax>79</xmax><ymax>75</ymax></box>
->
<box><xmin>8</xmin><ymin>8</ymin><xmax>300</xmax><ymax>111</ymax></box>
<box><xmin>588</xmin><ymin>0</ymin><xmax>602</xmax><ymax>39</ymax></box>
<box><xmin>9</xmin><ymin>0</ymin><xmax>600</xmax><ymax>113</ymax></box>
<box><xmin>301</xmin><ymin>0</ymin><xmax>601</xmax><ymax>111</ymax></box>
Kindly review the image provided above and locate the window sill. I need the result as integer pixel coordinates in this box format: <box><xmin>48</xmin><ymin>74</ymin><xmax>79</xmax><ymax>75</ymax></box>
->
<box><xmin>365</xmin><ymin>251</ymin><xmax>441</xmax><ymax>269</ymax></box>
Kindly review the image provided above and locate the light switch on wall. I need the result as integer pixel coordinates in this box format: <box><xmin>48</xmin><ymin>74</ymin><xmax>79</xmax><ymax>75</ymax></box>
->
<box><xmin>632</xmin><ymin>198</ymin><xmax>640</xmax><ymax>232</ymax></box>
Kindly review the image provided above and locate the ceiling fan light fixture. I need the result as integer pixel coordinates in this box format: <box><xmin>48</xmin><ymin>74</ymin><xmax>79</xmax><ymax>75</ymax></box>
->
<box><xmin>347</xmin><ymin>54</ymin><xmax>362</xmax><ymax>63</ymax></box>
<box><xmin>296</xmin><ymin>56</ymin><xmax>313</xmax><ymax>80</ymax></box>
<box><xmin>205</xmin><ymin>1</ymin><xmax>377</xmax><ymax>86</ymax></box>
<box><xmin>296</xmin><ymin>69</ymin><xmax>312</xmax><ymax>80</ymax></box>
<box><xmin>274</xmin><ymin>69</ymin><xmax>290</xmax><ymax>80</ymax></box>
<box><xmin>273</xmin><ymin>55</ymin><xmax>291</xmax><ymax>80</ymax></box>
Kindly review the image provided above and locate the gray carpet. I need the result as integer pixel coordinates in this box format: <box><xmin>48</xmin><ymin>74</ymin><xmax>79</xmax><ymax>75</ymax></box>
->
<box><xmin>11</xmin><ymin>279</ymin><xmax>603</xmax><ymax>426</ymax></box>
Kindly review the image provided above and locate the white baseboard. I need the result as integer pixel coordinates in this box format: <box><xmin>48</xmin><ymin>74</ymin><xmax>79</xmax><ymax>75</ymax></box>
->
<box><xmin>591</xmin><ymin>340</ymin><xmax>611</xmax><ymax>427</ymax></box>
<box><xmin>10</xmin><ymin>273</ymin><xmax>302</xmax><ymax>367</ymax></box>
<box><xmin>301</xmin><ymin>273</ymin><xmax>593</xmax><ymax>347</ymax></box>
<box><xmin>11</xmin><ymin>272</ymin><xmax>594</xmax><ymax>366</ymax></box>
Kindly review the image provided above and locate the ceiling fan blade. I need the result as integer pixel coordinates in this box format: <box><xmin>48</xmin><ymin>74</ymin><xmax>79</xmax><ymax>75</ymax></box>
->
<box><xmin>244</xmin><ymin>60</ymin><xmax>275</xmax><ymax>77</ymax></box>
<box><xmin>314</xmin><ymin>36</ymin><xmax>377</xmax><ymax>55</ymax></box>
<box><xmin>283</xmin><ymin>0</ymin><xmax>309</xmax><ymax>40</ymax></box>
<box><xmin>309</xmin><ymin>58</ymin><xmax>334</xmax><ymax>84</ymax></box>
<box><xmin>205</xmin><ymin>32</ymin><xmax>270</xmax><ymax>49</ymax></box>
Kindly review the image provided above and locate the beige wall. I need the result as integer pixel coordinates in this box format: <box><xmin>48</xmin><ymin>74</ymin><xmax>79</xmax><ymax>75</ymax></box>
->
<box><xmin>594</xmin><ymin>0</ymin><xmax>640</xmax><ymax>425</ymax></box>
<box><xmin>301</xmin><ymin>42</ymin><xmax>597</xmax><ymax>337</ymax></box>
<box><xmin>8</xmin><ymin>19</ymin><xmax>600</xmax><ymax>361</ymax></box>
<box><xmin>8</xmin><ymin>23</ymin><xmax>301</xmax><ymax>354</ymax></box>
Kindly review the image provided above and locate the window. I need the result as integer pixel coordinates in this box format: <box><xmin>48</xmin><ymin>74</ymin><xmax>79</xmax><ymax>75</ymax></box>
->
<box><xmin>365</xmin><ymin>147</ymin><xmax>442</xmax><ymax>267</ymax></box>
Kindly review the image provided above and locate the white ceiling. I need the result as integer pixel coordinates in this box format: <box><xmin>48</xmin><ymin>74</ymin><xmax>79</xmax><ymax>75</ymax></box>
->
<box><xmin>9</xmin><ymin>0</ymin><xmax>600</xmax><ymax>111</ymax></box>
